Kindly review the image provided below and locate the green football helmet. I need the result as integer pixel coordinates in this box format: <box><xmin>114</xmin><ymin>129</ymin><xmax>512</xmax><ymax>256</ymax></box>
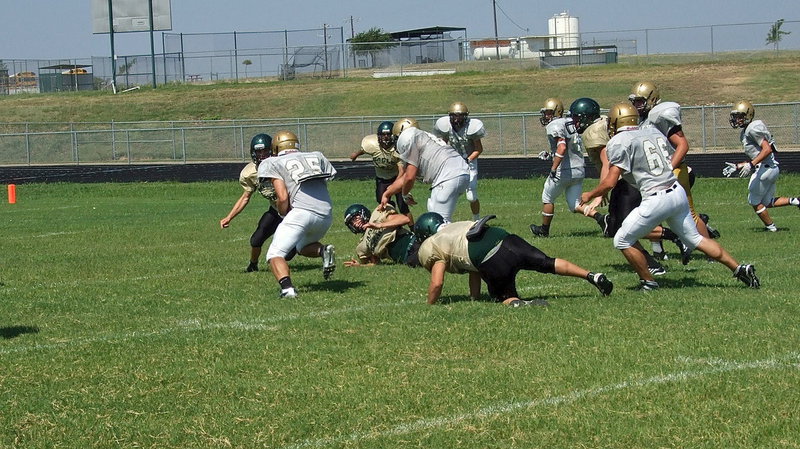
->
<box><xmin>344</xmin><ymin>204</ymin><xmax>371</xmax><ymax>234</ymax></box>
<box><xmin>568</xmin><ymin>97</ymin><xmax>601</xmax><ymax>135</ymax></box>
<box><xmin>413</xmin><ymin>212</ymin><xmax>445</xmax><ymax>241</ymax></box>
<box><xmin>249</xmin><ymin>133</ymin><xmax>273</xmax><ymax>164</ymax></box>
<box><xmin>377</xmin><ymin>121</ymin><xmax>395</xmax><ymax>150</ymax></box>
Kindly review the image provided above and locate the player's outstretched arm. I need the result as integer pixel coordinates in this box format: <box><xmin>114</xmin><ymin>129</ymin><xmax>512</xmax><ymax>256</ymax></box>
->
<box><xmin>427</xmin><ymin>262</ymin><xmax>446</xmax><ymax>305</ymax></box>
<box><xmin>220</xmin><ymin>191</ymin><xmax>252</xmax><ymax>228</ymax></box>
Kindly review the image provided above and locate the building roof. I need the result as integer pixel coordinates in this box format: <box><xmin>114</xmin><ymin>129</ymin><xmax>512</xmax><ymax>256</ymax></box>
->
<box><xmin>390</xmin><ymin>26</ymin><xmax>466</xmax><ymax>40</ymax></box>
<box><xmin>40</xmin><ymin>64</ymin><xmax>93</xmax><ymax>70</ymax></box>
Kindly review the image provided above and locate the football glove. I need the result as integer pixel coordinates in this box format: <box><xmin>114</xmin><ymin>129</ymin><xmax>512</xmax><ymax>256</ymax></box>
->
<box><xmin>548</xmin><ymin>170</ymin><xmax>559</xmax><ymax>182</ymax></box>
<box><xmin>537</xmin><ymin>150</ymin><xmax>552</xmax><ymax>161</ymax></box>
<box><xmin>738</xmin><ymin>162</ymin><xmax>754</xmax><ymax>178</ymax></box>
<box><xmin>722</xmin><ymin>162</ymin><xmax>737</xmax><ymax>178</ymax></box>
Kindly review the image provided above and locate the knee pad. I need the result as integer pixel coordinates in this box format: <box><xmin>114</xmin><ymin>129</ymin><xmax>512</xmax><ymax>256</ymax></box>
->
<box><xmin>250</xmin><ymin>231</ymin><xmax>267</xmax><ymax>248</ymax></box>
<box><xmin>466</xmin><ymin>189</ymin><xmax>477</xmax><ymax>203</ymax></box>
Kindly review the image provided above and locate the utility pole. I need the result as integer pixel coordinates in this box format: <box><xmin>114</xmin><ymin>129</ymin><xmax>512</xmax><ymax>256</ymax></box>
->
<box><xmin>107</xmin><ymin>0</ymin><xmax>117</xmax><ymax>93</ymax></box>
<box><xmin>323</xmin><ymin>23</ymin><xmax>329</xmax><ymax>75</ymax></box>
<box><xmin>350</xmin><ymin>16</ymin><xmax>356</xmax><ymax>69</ymax></box>
<box><xmin>147</xmin><ymin>0</ymin><xmax>157</xmax><ymax>88</ymax></box>
<box><xmin>492</xmin><ymin>0</ymin><xmax>500</xmax><ymax>59</ymax></box>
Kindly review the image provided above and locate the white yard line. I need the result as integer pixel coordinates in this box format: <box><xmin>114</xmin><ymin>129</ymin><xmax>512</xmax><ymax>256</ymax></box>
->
<box><xmin>282</xmin><ymin>352</ymin><xmax>800</xmax><ymax>449</ymax></box>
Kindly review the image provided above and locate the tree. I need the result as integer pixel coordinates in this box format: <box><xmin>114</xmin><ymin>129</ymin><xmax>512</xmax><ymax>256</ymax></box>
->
<box><xmin>349</xmin><ymin>27</ymin><xmax>396</xmax><ymax>68</ymax></box>
<box><xmin>242</xmin><ymin>59</ymin><xmax>252</xmax><ymax>78</ymax></box>
<box><xmin>765</xmin><ymin>19</ymin><xmax>791</xmax><ymax>53</ymax></box>
<box><xmin>117</xmin><ymin>58</ymin><xmax>137</xmax><ymax>75</ymax></box>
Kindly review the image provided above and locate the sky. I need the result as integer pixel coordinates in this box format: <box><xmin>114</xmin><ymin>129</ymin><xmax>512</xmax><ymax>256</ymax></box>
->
<box><xmin>2</xmin><ymin>0</ymin><xmax>800</xmax><ymax>60</ymax></box>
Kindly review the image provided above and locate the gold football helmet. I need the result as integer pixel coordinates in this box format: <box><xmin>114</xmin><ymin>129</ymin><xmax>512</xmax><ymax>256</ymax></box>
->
<box><xmin>628</xmin><ymin>81</ymin><xmax>660</xmax><ymax>117</ymax></box>
<box><xmin>271</xmin><ymin>130</ymin><xmax>301</xmax><ymax>155</ymax></box>
<box><xmin>448</xmin><ymin>102</ymin><xmax>469</xmax><ymax>130</ymax></box>
<box><xmin>607</xmin><ymin>103</ymin><xmax>640</xmax><ymax>137</ymax></box>
<box><xmin>449</xmin><ymin>102</ymin><xmax>469</xmax><ymax>115</ymax></box>
<box><xmin>540</xmin><ymin>97</ymin><xmax>564</xmax><ymax>126</ymax></box>
<box><xmin>730</xmin><ymin>100</ymin><xmax>755</xmax><ymax>128</ymax></box>
<box><xmin>392</xmin><ymin>117</ymin><xmax>419</xmax><ymax>137</ymax></box>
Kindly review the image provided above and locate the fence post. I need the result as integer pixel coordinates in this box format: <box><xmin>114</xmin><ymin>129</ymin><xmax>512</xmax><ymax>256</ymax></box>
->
<box><xmin>711</xmin><ymin>105</ymin><xmax>718</xmax><ymax>149</ymax></box>
<box><xmin>171</xmin><ymin>121</ymin><xmax>177</xmax><ymax>160</ymax></box>
<box><xmin>111</xmin><ymin>120</ymin><xmax>117</xmax><ymax>160</ymax></box>
<box><xmin>24</xmin><ymin>123</ymin><xmax>31</xmax><ymax>165</ymax></box>
<box><xmin>181</xmin><ymin>128</ymin><xmax>186</xmax><ymax>163</ymax></box>
<box><xmin>126</xmin><ymin>129</ymin><xmax>131</xmax><ymax>164</ymax></box>
<box><xmin>239</xmin><ymin>125</ymin><xmax>244</xmax><ymax>160</ymax></box>
<box><xmin>522</xmin><ymin>115</ymin><xmax>527</xmax><ymax>156</ymax></box>
<box><xmin>497</xmin><ymin>112</ymin><xmax>503</xmax><ymax>155</ymax></box>
<box><xmin>71</xmin><ymin>123</ymin><xmax>79</xmax><ymax>164</ymax></box>
<box><xmin>25</xmin><ymin>131</ymin><xmax>31</xmax><ymax>165</ymax></box>
<box><xmin>700</xmin><ymin>105</ymin><xmax>707</xmax><ymax>152</ymax></box>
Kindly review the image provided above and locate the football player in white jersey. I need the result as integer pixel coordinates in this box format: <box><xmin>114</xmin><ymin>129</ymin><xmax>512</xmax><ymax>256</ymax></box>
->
<box><xmin>257</xmin><ymin>131</ymin><xmax>338</xmax><ymax>298</ymax></box>
<box><xmin>630</xmin><ymin>81</ymin><xmax>718</xmax><ymax>260</ymax></box>
<box><xmin>581</xmin><ymin>103</ymin><xmax>760</xmax><ymax>291</ymax></box>
<box><xmin>530</xmin><ymin>98</ymin><xmax>602</xmax><ymax>237</ymax></box>
<box><xmin>220</xmin><ymin>133</ymin><xmax>293</xmax><ymax>272</ymax></box>
<box><xmin>725</xmin><ymin>101</ymin><xmax>800</xmax><ymax>231</ymax></box>
<box><xmin>411</xmin><ymin>212</ymin><xmax>613</xmax><ymax>306</ymax></box>
<box><xmin>381</xmin><ymin>118</ymin><xmax>470</xmax><ymax>223</ymax></box>
<box><xmin>349</xmin><ymin>121</ymin><xmax>412</xmax><ymax>220</ymax></box>
<box><xmin>432</xmin><ymin>102</ymin><xmax>485</xmax><ymax>220</ymax></box>
<box><xmin>575</xmin><ymin>98</ymin><xmax>682</xmax><ymax>275</ymax></box>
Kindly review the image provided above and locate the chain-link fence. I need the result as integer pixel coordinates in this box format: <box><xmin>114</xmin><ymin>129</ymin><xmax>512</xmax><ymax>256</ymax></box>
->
<box><xmin>2</xmin><ymin>103</ymin><xmax>798</xmax><ymax>166</ymax></box>
<box><xmin>2</xmin><ymin>19</ymin><xmax>798</xmax><ymax>92</ymax></box>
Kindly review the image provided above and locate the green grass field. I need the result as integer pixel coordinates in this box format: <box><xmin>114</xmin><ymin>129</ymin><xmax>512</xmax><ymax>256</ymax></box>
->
<box><xmin>2</xmin><ymin>176</ymin><xmax>800</xmax><ymax>448</ymax></box>
<box><xmin>2</xmin><ymin>51</ymin><xmax>799</xmax><ymax>123</ymax></box>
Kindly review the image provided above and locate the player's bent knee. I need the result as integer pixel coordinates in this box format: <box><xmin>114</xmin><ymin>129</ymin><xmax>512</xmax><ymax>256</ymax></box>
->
<box><xmin>612</xmin><ymin>234</ymin><xmax>634</xmax><ymax>250</ymax></box>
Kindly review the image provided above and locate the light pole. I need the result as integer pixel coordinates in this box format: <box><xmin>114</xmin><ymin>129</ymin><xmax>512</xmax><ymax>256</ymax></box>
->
<box><xmin>493</xmin><ymin>0</ymin><xmax>500</xmax><ymax>59</ymax></box>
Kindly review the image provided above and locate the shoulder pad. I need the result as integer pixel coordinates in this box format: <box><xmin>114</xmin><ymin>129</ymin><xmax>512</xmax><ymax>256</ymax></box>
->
<box><xmin>466</xmin><ymin>119</ymin><xmax>486</xmax><ymax>138</ymax></box>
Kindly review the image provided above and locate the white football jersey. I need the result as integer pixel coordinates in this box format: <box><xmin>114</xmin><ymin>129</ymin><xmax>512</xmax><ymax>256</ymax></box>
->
<box><xmin>395</xmin><ymin>128</ymin><xmax>469</xmax><ymax>187</ymax></box>
<box><xmin>432</xmin><ymin>116</ymin><xmax>486</xmax><ymax>160</ymax></box>
<box><xmin>741</xmin><ymin>120</ymin><xmax>778</xmax><ymax>166</ymax></box>
<box><xmin>606</xmin><ymin>127</ymin><xmax>677</xmax><ymax>195</ymax></box>
<box><xmin>641</xmin><ymin>101</ymin><xmax>682</xmax><ymax>156</ymax></box>
<box><xmin>257</xmin><ymin>151</ymin><xmax>336</xmax><ymax>215</ymax></box>
<box><xmin>545</xmin><ymin>117</ymin><xmax>585</xmax><ymax>178</ymax></box>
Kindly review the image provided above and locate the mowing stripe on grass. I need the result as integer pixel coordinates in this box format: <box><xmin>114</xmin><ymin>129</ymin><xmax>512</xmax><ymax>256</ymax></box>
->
<box><xmin>282</xmin><ymin>352</ymin><xmax>800</xmax><ymax>449</ymax></box>
<box><xmin>0</xmin><ymin>301</ymin><xmax>419</xmax><ymax>355</ymax></box>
